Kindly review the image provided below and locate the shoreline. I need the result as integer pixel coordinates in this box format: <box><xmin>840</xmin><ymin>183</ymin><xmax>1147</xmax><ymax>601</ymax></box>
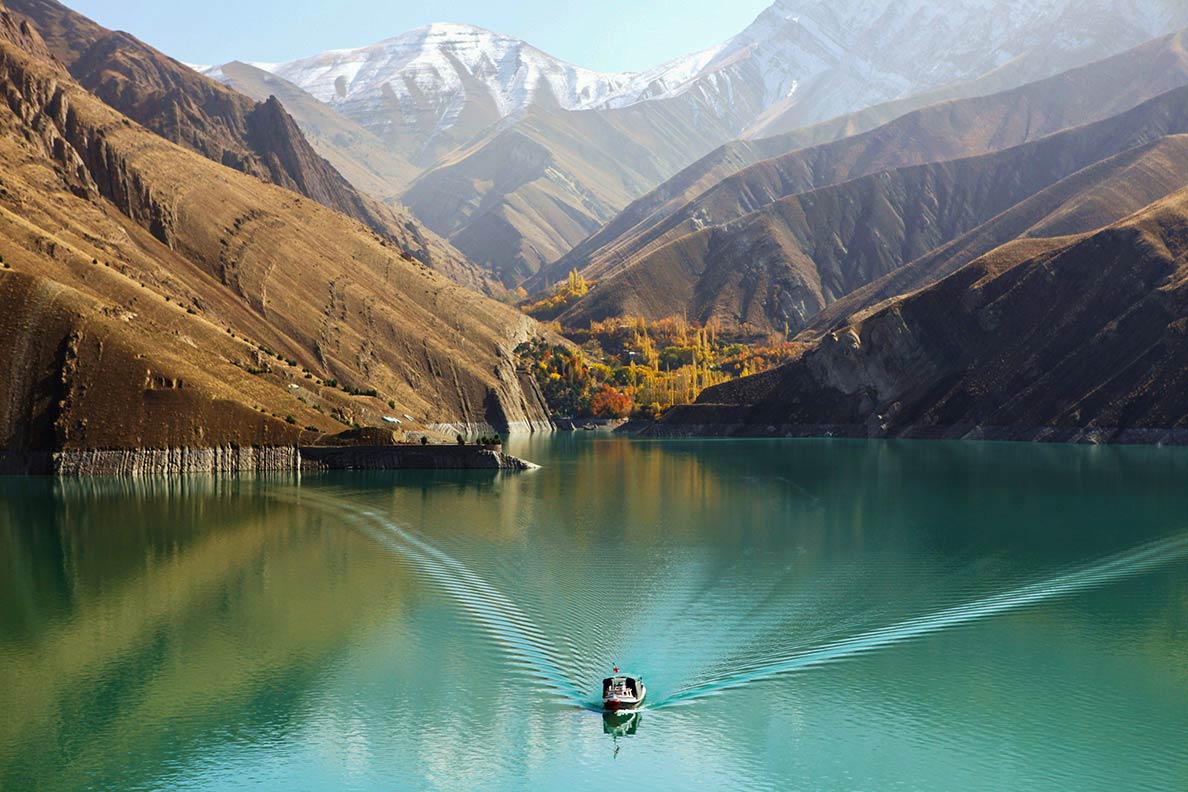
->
<box><xmin>632</xmin><ymin>413</ymin><xmax>1188</xmax><ymax>447</ymax></box>
<box><xmin>0</xmin><ymin>444</ymin><xmax>539</xmax><ymax>477</ymax></box>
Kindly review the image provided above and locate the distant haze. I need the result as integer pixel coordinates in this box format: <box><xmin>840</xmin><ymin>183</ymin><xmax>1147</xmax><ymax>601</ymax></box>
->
<box><xmin>64</xmin><ymin>0</ymin><xmax>773</xmax><ymax>72</ymax></box>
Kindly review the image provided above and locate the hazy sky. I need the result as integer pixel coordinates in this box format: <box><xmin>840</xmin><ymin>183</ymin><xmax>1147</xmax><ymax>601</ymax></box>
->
<box><xmin>66</xmin><ymin>0</ymin><xmax>773</xmax><ymax>71</ymax></box>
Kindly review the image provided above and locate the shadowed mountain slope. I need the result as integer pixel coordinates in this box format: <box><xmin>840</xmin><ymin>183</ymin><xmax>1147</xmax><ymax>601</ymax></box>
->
<box><xmin>541</xmin><ymin>28</ymin><xmax>1188</xmax><ymax>294</ymax></box>
<box><xmin>558</xmin><ymin>81</ymin><xmax>1188</xmax><ymax>334</ymax></box>
<box><xmin>207</xmin><ymin>60</ymin><xmax>419</xmax><ymax>200</ymax></box>
<box><xmin>799</xmin><ymin>135</ymin><xmax>1188</xmax><ymax>339</ymax></box>
<box><xmin>655</xmin><ymin>189</ymin><xmax>1188</xmax><ymax>443</ymax></box>
<box><xmin>0</xmin><ymin>6</ymin><xmax>550</xmax><ymax>465</ymax></box>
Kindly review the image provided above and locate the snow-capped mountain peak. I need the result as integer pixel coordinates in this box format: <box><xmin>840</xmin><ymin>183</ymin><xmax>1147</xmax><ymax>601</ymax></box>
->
<box><xmin>232</xmin><ymin>0</ymin><xmax>1188</xmax><ymax>158</ymax></box>
<box><xmin>263</xmin><ymin>23</ymin><xmax>633</xmax><ymax>120</ymax></box>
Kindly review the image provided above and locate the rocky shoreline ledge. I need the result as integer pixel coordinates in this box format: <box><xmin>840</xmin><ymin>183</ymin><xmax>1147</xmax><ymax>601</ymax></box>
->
<box><xmin>0</xmin><ymin>445</ymin><xmax>538</xmax><ymax>476</ymax></box>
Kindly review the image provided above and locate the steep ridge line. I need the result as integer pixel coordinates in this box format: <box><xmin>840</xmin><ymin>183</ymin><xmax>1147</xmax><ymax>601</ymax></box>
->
<box><xmin>541</xmin><ymin>27</ymin><xmax>1188</xmax><ymax>294</ymax></box>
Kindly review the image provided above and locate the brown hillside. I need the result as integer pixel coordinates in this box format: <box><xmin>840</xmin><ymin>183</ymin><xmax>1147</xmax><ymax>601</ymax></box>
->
<box><xmin>5</xmin><ymin>0</ymin><xmax>493</xmax><ymax>293</ymax></box>
<box><xmin>400</xmin><ymin>91</ymin><xmax>744</xmax><ymax>287</ymax></box>
<box><xmin>0</xmin><ymin>7</ymin><xmax>550</xmax><ymax>463</ymax></box>
<box><xmin>803</xmin><ymin>135</ymin><xmax>1188</xmax><ymax>338</ymax></box>
<box><xmin>657</xmin><ymin>189</ymin><xmax>1188</xmax><ymax>442</ymax></box>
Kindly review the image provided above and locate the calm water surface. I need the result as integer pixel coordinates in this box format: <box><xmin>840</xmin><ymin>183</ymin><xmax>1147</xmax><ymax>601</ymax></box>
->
<box><xmin>1</xmin><ymin>437</ymin><xmax>1186</xmax><ymax>791</ymax></box>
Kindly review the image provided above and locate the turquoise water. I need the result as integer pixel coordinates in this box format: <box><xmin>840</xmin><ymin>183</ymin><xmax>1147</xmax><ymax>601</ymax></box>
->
<box><xmin>1</xmin><ymin>437</ymin><xmax>1186</xmax><ymax>791</ymax></box>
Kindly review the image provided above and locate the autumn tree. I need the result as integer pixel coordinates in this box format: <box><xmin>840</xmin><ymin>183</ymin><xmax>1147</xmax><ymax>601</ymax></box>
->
<box><xmin>566</xmin><ymin>269</ymin><xmax>589</xmax><ymax>297</ymax></box>
<box><xmin>589</xmin><ymin>385</ymin><xmax>633</xmax><ymax>418</ymax></box>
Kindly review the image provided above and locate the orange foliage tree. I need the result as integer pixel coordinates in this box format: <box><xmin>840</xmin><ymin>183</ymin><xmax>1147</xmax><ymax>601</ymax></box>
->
<box><xmin>589</xmin><ymin>385</ymin><xmax>633</xmax><ymax>418</ymax></box>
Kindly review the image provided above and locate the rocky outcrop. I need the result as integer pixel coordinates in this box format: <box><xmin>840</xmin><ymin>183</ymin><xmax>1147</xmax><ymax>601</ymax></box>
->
<box><xmin>0</xmin><ymin>39</ymin><xmax>177</xmax><ymax>244</ymax></box>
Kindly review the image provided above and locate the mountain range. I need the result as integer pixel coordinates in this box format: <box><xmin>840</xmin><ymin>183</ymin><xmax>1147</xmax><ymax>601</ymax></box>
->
<box><xmin>553</xmin><ymin>29</ymin><xmax>1188</xmax><ymax>333</ymax></box>
<box><xmin>201</xmin><ymin>0</ymin><xmax>1188</xmax><ymax>287</ymax></box>
<box><xmin>4</xmin><ymin>0</ymin><xmax>1188</xmax><ymax>452</ymax></box>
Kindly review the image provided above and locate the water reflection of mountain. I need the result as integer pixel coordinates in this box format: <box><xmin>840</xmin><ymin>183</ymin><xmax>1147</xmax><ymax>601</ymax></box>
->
<box><xmin>3</xmin><ymin>439</ymin><xmax>1188</xmax><ymax>790</ymax></box>
<box><xmin>0</xmin><ymin>477</ymin><xmax>417</xmax><ymax>792</ymax></box>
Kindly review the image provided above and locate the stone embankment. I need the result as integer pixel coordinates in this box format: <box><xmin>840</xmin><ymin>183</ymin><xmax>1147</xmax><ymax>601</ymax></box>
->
<box><xmin>2</xmin><ymin>445</ymin><xmax>537</xmax><ymax>476</ymax></box>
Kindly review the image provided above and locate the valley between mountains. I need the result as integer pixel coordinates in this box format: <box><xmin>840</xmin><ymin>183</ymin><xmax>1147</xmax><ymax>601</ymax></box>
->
<box><xmin>4</xmin><ymin>0</ymin><xmax>1188</xmax><ymax>470</ymax></box>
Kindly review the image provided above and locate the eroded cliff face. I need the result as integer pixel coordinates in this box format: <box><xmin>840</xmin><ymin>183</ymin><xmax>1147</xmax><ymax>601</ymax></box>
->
<box><xmin>0</xmin><ymin>271</ymin><xmax>305</xmax><ymax>458</ymax></box>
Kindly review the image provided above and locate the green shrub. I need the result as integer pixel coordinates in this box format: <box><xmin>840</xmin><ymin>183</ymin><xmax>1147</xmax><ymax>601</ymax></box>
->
<box><xmin>420</xmin><ymin>436</ymin><xmax>429</xmax><ymax>446</ymax></box>
<box><xmin>285</xmin><ymin>415</ymin><xmax>296</xmax><ymax>425</ymax></box>
<box><xmin>456</xmin><ymin>434</ymin><xmax>465</xmax><ymax>446</ymax></box>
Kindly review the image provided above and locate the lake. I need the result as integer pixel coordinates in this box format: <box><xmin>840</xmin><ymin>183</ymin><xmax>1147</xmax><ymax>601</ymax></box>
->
<box><xmin>1</xmin><ymin>437</ymin><xmax>1186</xmax><ymax>791</ymax></box>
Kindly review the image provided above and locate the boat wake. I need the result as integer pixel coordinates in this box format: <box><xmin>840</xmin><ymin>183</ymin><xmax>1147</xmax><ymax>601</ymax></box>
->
<box><xmin>289</xmin><ymin>489</ymin><xmax>595</xmax><ymax>708</ymax></box>
<box><xmin>285</xmin><ymin>487</ymin><xmax>1187</xmax><ymax>714</ymax></box>
<box><xmin>658</xmin><ymin>532</ymin><xmax>1188</xmax><ymax>707</ymax></box>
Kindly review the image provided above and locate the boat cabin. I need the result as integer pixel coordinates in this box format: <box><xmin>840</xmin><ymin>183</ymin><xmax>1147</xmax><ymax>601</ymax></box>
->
<box><xmin>603</xmin><ymin>676</ymin><xmax>639</xmax><ymax>699</ymax></box>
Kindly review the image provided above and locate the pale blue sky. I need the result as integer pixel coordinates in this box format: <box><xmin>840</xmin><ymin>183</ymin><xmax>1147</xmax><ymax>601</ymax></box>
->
<box><xmin>66</xmin><ymin>0</ymin><xmax>773</xmax><ymax>71</ymax></box>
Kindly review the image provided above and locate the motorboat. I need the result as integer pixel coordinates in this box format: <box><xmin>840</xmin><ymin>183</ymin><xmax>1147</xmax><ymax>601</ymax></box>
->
<box><xmin>602</xmin><ymin>668</ymin><xmax>646</xmax><ymax>711</ymax></box>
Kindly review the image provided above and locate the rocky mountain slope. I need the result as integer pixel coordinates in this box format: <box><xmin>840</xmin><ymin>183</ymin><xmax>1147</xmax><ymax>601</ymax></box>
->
<box><xmin>235</xmin><ymin>0</ymin><xmax>1188</xmax><ymax>287</ymax></box>
<box><xmin>799</xmin><ymin>134</ymin><xmax>1188</xmax><ymax>340</ymax></box>
<box><xmin>545</xmin><ymin>28</ymin><xmax>1188</xmax><ymax>297</ymax></box>
<box><xmin>205</xmin><ymin>60</ymin><xmax>419</xmax><ymax>199</ymax></box>
<box><xmin>398</xmin><ymin>99</ymin><xmax>741</xmax><ymax>286</ymax></box>
<box><xmin>7</xmin><ymin>0</ymin><xmax>493</xmax><ymax>293</ymax></box>
<box><xmin>655</xmin><ymin>188</ymin><xmax>1188</xmax><ymax>443</ymax></box>
<box><xmin>562</xmin><ymin>83</ymin><xmax>1188</xmax><ymax>334</ymax></box>
<box><xmin>0</xmin><ymin>4</ymin><xmax>551</xmax><ymax>469</ymax></box>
